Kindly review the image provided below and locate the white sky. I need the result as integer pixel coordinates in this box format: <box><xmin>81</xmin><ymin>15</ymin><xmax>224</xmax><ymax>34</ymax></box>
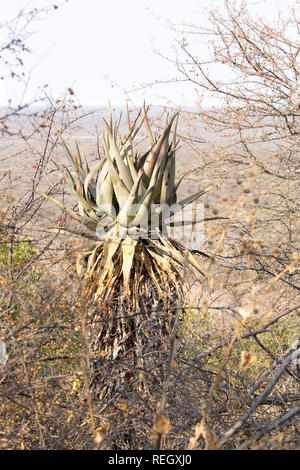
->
<box><xmin>0</xmin><ymin>0</ymin><xmax>298</xmax><ymax>107</ymax></box>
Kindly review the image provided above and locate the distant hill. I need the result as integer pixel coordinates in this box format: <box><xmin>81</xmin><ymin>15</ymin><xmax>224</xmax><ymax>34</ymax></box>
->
<box><xmin>0</xmin><ymin>103</ymin><xmax>199</xmax><ymax>137</ymax></box>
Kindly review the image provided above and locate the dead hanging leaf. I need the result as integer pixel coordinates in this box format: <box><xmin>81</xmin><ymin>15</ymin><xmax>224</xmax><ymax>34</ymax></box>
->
<box><xmin>201</xmin><ymin>425</ymin><xmax>220</xmax><ymax>450</ymax></box>
<box><xmin>152</xmin><ymin>414</ymin><xmax>171</xmax><ymax>439</ymax></box>
<box><xmin>94</xmin><ymin>423</ymin><xmax>110</xmax><ymax>448</ymax></box>
<box><xmin>240</xmin><ymin>350</ymin><xmax>256</xmax><ymax>373</ymax></box>
<box><xmin>68</xmin><ymin>87</ymin><xmax>74</xmax><ymax>95</ymax></box>
<box><xmin>0</xmin><ymin>276</ymin><xmax>10</xmax><ymax>287</ymax></box>
<box><xmin>188</xmin><ymin>423</ymin><xmax>219</xmax><ymax>450</ymax></box>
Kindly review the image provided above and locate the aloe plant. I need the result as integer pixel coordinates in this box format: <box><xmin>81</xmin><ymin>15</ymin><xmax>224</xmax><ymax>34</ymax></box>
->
<box><xmin>39</xmin><ymin>104</ymin><xmax>213</xmax><ymax>399</ymax></box>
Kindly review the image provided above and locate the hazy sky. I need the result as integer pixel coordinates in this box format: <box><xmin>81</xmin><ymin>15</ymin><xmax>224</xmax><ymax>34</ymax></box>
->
<box><xmin>0</xmin><ymin>0</ymin><xmax>297</xmax><ymax>107</ymax></box>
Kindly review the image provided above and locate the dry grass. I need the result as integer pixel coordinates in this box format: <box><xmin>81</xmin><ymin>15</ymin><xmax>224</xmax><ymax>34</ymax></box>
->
<box><xmin>0</xmin><ymin>107</ymin><xmax>299</xmax><ymax>450</ymax></box>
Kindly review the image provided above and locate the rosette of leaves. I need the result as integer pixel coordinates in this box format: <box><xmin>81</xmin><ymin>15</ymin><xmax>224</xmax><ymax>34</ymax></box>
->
<box><xmin>39</xmin><ymin>104</ymin><xmax>213</xmax><ymax>398</ymax></box>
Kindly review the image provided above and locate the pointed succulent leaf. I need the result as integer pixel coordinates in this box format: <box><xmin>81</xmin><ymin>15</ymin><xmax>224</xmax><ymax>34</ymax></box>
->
<box><xmin>176</xmin><ymin>186</ymin><xmax>214</xmax><ymax>209</ymax></box>
<box><xmin>167</xmin><ymin>146</ymin><xmax>176</xmax><ymax>204</ymax></box>
<box><xmin>103</xmin><ymin>137</ymin><xmax>130</xmax><ymax>207</ymax></box>
<box><xmin>73</xmin><ymin>179</ymin><xmax>99</xmax><ymax>221</ymax></box>
<box><xmin>96</xmin><ymin>173</ymin><xmax>114</xmax><ymax>217</ymax></box>
<box><xmin>53</xmin><ymin>123</ymin><xmax>85</xmax><ymax>180</ymax></box>
<box><xmin>160</xmin><ymin>156</ymin><xmax>171</xmax><ymax>206</ymax></box>
<box><xmin>159</xmin><ymin>186</ymin><xmax>214</xmax><ymax>217</ymax></box>
<box><xmin>173</xmin><ymin>174</ymin><xmax>185</xmax><ymax>194</ymax></box>
<box><xmin>130</xmin><ymin>186</ymin><xmax>154</xmax><ymax>227</ymax></box>
<box><xmin>96</xmin><ymin>160</ymin><xmax>109</xmax><ymax>203</ymax></box>
<box><xmin>143</xmin><ymin>116</ymin><xmax>176</xmax><ymax>178</ymax></box>
<box><xmin>137</xmin><ymin>148</ymin><xmax>151</xmax><ymax>172</ymax></box>
<box><xmin>171</xmin><ymin>113</ymin><xmax>179</xmax><ymax>148</ymax></box>
<box><xmin>76</xmin><ymin>141</ymin><xmax>90</xmax><ymax>174</ymax></box>
<box><xmin>143</xmin><ymin>102</ymin><xmax>154</xmax><ymax>146</ymax></box>
<box><xmin>117</xmin><ymin>170</ymin><xmax>144</xmax><ymax>227</ymax></box>
<box><xmin>46</xmin><ymin>225</ymin><xmax>98</xmax><ymax>240</ymax></box>
<box><xmin>104</xmin><ymin>121</ymin><xmax>133</xmax><ymax>191</ymax></box>
<box><xmin>74</xmin><ymin>141</ymin><xmax>87</xmax><ymax>176</ymax></box>
<box><xmin>84</xmin><ymin>159</ymin><xmax>105</xmax><ymax>203</ymax></box>
<box><xmin>37</xmin><ymin>191</ymin><xmax>83</xmax><ymax>223</ymax></box>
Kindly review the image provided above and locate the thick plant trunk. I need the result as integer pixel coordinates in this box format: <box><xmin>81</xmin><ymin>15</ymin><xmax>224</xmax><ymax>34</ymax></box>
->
<box><xmin>78</xmin><ymin>239</ymin><xmax>188</xmax><ymax>448</ymax></box>
<box><xmin>88</xmin><ymin>278</ymin><xmax>180</xmax><ymax>400</ymax></box>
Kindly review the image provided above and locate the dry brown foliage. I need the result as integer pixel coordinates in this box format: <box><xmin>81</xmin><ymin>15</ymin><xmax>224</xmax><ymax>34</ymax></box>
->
<box><xmin>0</xmin><ymin>0</ymin><xmax>299</xmax><ymax>451</ymax></box>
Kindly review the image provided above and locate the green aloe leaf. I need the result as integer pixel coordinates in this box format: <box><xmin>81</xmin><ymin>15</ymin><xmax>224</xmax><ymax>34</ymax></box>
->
<box><xmin>143</xmin><ymin>116</ymin><xmax>176</xmax><ymax>178</ymax></box>
<box><xmin>159</xmin><ymin>186</ymin><xmax>214</xmax><ymax>217</ymax></box>
<box><xmin>143</xmin><ymin>102</ymin><xmax>154</xmax><ymax>146</ymax></box>
<box><xmin>84</xmin><ymin>159</ymin><xmax>105</xmax><ymax>205</ymax></box>
<box><xmin>37</xmin><ymin>191</ymin><xmax>84</xmax><ymax>223</ymax></box>
<box><xmin>96</xmin><ymin>172</ymin><xmax>114</xmax><ymax>217</ymax></box>
<box><xmin>103</xmin><ymin>137</ymin><xmax>130</xmax><ymax>207</ymax></box>
<box><xmin>46</xmin><ymin>225</ymin><xmax>98</xmax><ymax>240</ymax></box>
<box><xmin>76</xmin><ymin>141</ymin><xmax>90</xmax><ymax>174</ymax></box>
<box><xmin>160</xmin><ymin>156</ymin><xmax>171</xmax><ymax>206</ymax></box>
<box><xmin>96</xmin><ymin>160</ymin><xmax>109</xmax><ymax>204</ymax></box>
<box><xmin>130</xmin><ymin>186</ymin><xmax>154</xmax><ymax>227</ymax></box>
<box><xmin>53</xmin><ymin>124</ymin><xmax>85</xmax><ymax>180</ymax></box>
<box><xmin>104</xmin><ymin>123</ymin><xmax>133</xmax><ymax>191</ymax></box>
<box><xmin>117</xmin><ymin>170</ymin><xmax>144</xmax><ymax>227</ymax></box>
<box><xmin>73</xmin><ymin>177</ymin><xmax>99</xmax><ymax>221</ymax></box>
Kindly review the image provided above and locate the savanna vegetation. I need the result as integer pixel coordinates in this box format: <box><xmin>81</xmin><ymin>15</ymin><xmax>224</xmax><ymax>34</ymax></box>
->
<box><xmin>0</xmin><ymin>0</ymin><xmax>299</xmax><ymax>450</ymax></box>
